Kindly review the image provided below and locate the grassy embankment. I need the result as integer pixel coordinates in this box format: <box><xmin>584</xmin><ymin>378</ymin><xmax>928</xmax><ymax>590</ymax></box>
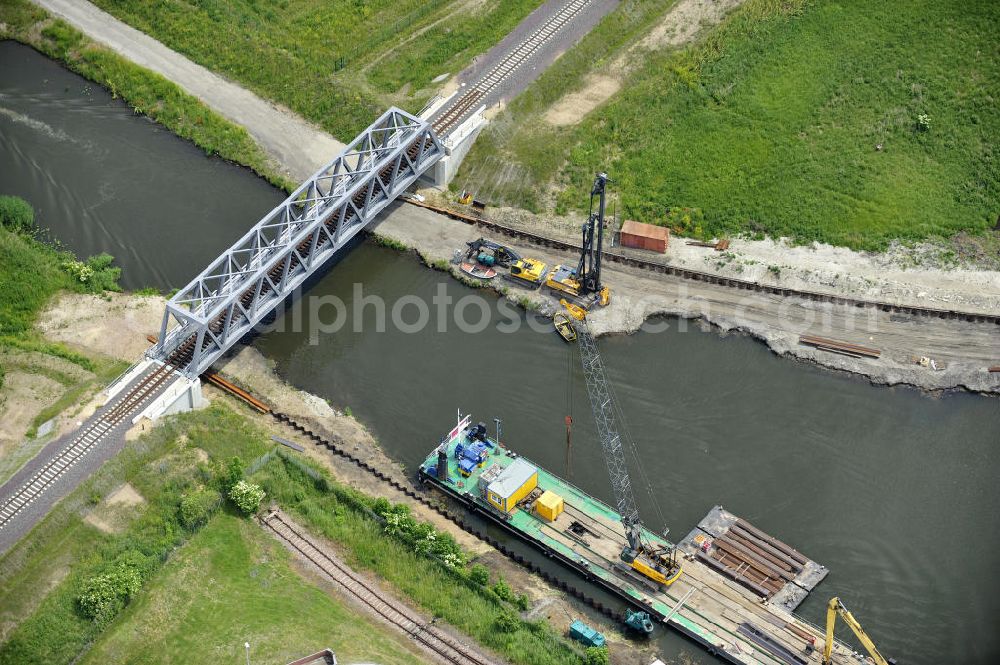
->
<box><xmin>0</xmin><ymin>0</ymin><xmax>293</xmax><ymax>191</ymax></box>
<box><xmin>0</xmin><ymin>196</ymin><xmax>125</xmax><ymax>460</ymax></box>
<box><xmin>460</xmin><ymin>0</ymin><xmax>1000</xmax><ymax>251</ymax></box>
<box><xmin>89</xmin><ymin>0</ymin><xmax>543</xmax><ymax>139</ymax></box>
<box><xmin>1</xmin><ymin>404</ymin><xmax>588</xmax><ymax>665</ymax></box>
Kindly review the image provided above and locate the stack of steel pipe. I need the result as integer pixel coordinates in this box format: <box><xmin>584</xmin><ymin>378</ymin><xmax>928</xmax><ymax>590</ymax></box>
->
<box><xmin>697</xmin><ymin>518</ymin><xmax>809</xmax><ymax>599</ymax></box>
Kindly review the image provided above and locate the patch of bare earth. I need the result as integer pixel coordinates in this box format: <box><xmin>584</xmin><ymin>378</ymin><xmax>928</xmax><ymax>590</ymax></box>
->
<box><xmin>544</xmin><ymin>0</ymin><xmax>745</xmax><ymax>126</ymax></box>
<box><xmin>36</xmin><ymin>292</ymin><xmax>166</xmax><ymax>362</ymax></box>
<box><xmin>0</xmin><ymin>350</ymin><xmax>97</xmax><ymax>479</ymax></box>
<box><xmin>83</xmin><ymin>482</ymin><xmax>146</xmax><ymax>534</ymax></box>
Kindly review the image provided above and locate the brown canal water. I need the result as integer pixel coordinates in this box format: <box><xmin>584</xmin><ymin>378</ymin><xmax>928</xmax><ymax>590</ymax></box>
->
<box><xmin>3</xmin><ymin>41</ymin><xmax>999</xmax><ymax>665</ymax></box>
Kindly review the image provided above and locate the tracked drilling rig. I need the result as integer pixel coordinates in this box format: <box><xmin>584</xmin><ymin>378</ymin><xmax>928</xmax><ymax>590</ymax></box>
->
<box><xmin>546</xmin><ymin>173</ymin><xmax>612</xmax><ymax>307</ymax></box>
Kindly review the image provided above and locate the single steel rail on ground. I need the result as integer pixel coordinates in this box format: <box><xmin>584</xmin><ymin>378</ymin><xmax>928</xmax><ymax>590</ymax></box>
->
<box><xmin>262</xmin><ymin>510</ymin><xmax>497</xmax><ymax>665</ymax></box>
<box><xmin>406</xmin><ymin>200</ymin><xmax>1000</xmax><ymax>326</ymax></box>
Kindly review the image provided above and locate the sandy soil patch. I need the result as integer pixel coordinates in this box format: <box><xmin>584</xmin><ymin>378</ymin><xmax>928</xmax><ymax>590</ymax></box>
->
<box><xmin>0</xmin><ymin>350</ymin><xmax>96</xmax><ymax>463</ymax></box>
<box><xmin>35</xmin><ymin>292</ymin><xmax>165</xmax><ymax>362</ymax></box>
<box><xmin>544</xmin><ymin>74</ymin><xmax>620</xmax><ymax>126</ymax></box>
<box><xmin>84</xmin><ymin>482</ymin><xmax>146</xmax><ymax>533</ymax></box>
<box><xmin>544</xmin><ymin>0</ymin><xmax>745</xmax><ymax>126</ymax></box>
<box><xmin>0</xmin><ymin>365</ymin><xmax>63</xmax><ymax>452</ymax></box>
<box><xmin>637</xmin><ymin>0</ymin><xmax>745</xmax><ymax>51</ymax></box>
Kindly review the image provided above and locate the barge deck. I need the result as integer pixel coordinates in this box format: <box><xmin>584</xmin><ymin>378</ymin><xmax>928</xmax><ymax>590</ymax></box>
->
<box><xmin>418</xmin><ymin>417</ymin><xmax>858</xmax><ymax>665</ymax></box>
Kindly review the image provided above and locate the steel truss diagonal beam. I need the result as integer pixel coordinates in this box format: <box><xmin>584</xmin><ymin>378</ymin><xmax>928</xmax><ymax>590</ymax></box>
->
<box><xmin>152</xmin><ymin>107</ymin><xmax>443</xmax><ymax>377</ymax></box>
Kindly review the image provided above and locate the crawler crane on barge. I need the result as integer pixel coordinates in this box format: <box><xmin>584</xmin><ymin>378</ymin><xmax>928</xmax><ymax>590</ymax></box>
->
<box><xmin>575</xmin><ymin>318</ymin><xmax>682</xmax><ymax>587</ymax></box>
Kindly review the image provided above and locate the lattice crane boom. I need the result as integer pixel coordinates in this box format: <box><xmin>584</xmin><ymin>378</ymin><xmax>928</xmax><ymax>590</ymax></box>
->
<box><xmin>577</xmin><ymin>324</ymin><xmax>643</xmax><ymax>560</ymax></box>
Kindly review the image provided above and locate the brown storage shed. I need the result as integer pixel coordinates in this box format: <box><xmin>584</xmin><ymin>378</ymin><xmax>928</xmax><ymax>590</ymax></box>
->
<box><xmin>619</xmin><ymin>220</ymin><xmax>669</xmax><ymax>253</ymax></box>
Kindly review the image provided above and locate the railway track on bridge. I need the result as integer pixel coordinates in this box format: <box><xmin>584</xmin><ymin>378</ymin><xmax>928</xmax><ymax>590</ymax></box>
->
<box><xmin>406</xmin><ymin>199</ymin><xmax>1000</xmax><ymax>326</ymax></box>
<box><xmin>0</xmin><ymin>337</ymin><xmax>196</xmax><ymax>532</ymax></box>
<box><xmin>261</xmin><ymin>510</ymin><xmax>498</xmax><ymax>665</ymax></box>
<box><xmin>433</xmin><ymin>0</ymin><xmax>594</xmax><ymax>136</ymax></box>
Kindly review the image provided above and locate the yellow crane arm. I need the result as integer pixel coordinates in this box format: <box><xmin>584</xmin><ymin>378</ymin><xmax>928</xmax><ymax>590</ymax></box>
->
<box><xmin>824</xmin><ymin>597</ymin><xmax>894</xmax><ymax>665</ymax></box>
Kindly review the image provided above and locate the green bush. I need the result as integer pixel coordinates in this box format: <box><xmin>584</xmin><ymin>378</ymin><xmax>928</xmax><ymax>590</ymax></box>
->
<box><xmin>0</xmin><ymin>195</ymin><xmax>35</xmax><ymax>234</ymax></box>
<box><xmin>470</xmin><ymin>564</ymin><xmax>490</xmax><ymax>586</ymax></box>
<box><xmin>228</xmin><ymin>480</ymin><xmax>265</xmax><ymax>515</ymax></box>
<box><xmin>494</xmin><ymin>610</ymin><xmax>519</xmax><ymax>633</ymax></box>
<box><xmin>77</xmin><ymin>563</ymin><xmax>142</xmax><ymax>626</ymax></box>
<box><xmin>223</xmin><ymin>456</ymin><xmax>244</xmax><ymax>492</ymax></box>
<box><xmin>583</xmin><ymin>646</ymin><xmax>608</xmax><ymax>665</ymax></box>
<box><xmin>492</xmin><ymin>577</ymin><xmax>514</xmax><ymax>602</ymax></box>
<box><xmin>179</xmin><ymin>489</ymin><xmax>221</xmax><ymax>529</ymax></box>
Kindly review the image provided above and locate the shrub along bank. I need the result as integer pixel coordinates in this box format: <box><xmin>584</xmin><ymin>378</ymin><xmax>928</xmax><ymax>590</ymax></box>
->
<box><xmin>0</xmin><ymin>0</ymin><xmax>293</xmax><ymax>191</ymax></box>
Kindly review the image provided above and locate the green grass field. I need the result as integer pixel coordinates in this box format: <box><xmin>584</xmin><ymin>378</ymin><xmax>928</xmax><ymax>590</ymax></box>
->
<box><xmin>80</xmin><ymin>513</ymin><xmax>431</xmax><ymax>665</ymax></box>
<box><xmin>460</xmin><ymin>0</ymin><xmax>1000</xmax><ymax>250</ymax></box>
<box><xmin>89</xmin><ymin>0</ymin><xmax>542</xmax><ymax>140</ymax></box>
<box><xmin>1</xmin><ymin>403</ymin><xmax>581</xmax><ymax>665</ymax></box>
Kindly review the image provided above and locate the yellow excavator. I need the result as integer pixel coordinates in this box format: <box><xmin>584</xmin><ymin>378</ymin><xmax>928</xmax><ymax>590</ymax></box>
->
<box><xmin>824</xmin><ymin>597</ymin><xmax>896</xmax><ymax>665</ymax></box>
<box><xmin>545</xmin><ymin>172</ymin><xmax>611</xmax><ymax>307</ymax></box>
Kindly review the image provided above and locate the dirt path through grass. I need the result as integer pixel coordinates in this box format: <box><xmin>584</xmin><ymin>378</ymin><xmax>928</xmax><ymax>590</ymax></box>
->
<box><xmin>33</xmin><ymin>0</ymin><xmax>345</xmax><ymax>183</ymax></box>
<box><xmin>545</xmin><ymin>0</ymin><xmax>745</xmax><ymax>126</ymax></box>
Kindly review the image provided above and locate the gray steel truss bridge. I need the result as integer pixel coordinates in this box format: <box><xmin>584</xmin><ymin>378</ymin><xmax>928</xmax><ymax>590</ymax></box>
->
<box><xmin>151</xmin><ymin>107</ymin><xmax>443</xmax><ymax>377</ymax></box>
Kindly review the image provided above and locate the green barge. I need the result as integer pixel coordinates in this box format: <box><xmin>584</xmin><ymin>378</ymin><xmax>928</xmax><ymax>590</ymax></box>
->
<box><xmin>418</xmin><ymin>414</ymin><xmax>856</xmax><ymax>665</ymax></box>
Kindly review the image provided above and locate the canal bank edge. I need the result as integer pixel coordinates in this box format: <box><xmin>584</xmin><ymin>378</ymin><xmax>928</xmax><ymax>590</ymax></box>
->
<box><xmin>0</xmin><ymin>0</ymin><xmax>295</xmax><ymax>191</ymax></box>
<box><xmin>10</xmin><ymin>0</ymin><xmax>996</xmax><ymax>395</ymax></box>
<box><xmin>369</xmin><ymin>211</ymin><xmax>1000</xmax><ymax>396</ymax></box>
<box><xmin>28</xmin><ymin>290</ymin><xmax>658</xmax><ymax>665</ymax></box>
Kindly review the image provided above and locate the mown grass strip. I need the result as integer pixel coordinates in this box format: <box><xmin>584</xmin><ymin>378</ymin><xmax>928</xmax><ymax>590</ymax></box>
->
<box><xmin>463</xmin><ymin>0</ymin><xmax>1000</xmax><ymax>251</ymax></box>
<box><xmin>87</xmin><ymin>0</ymin><xmax>545</xmax><ymax>140</ymax></box>
<box><xmin>0</xmin><ymin>0</ymin><xmax>294</xmax><ymax>192</ymax></box>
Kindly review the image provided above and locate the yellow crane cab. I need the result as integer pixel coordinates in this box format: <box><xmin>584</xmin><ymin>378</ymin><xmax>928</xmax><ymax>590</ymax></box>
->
<box><xmin>509</xmin><ymin>257</ymin><xmax>549</xmax><ymax>287</ymax></box>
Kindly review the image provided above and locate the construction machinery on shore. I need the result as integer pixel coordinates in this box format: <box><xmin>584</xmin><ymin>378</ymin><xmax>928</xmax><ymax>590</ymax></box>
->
<box><xmin>464</xmin><ymin>237</ymin><xmax>550</xmax><ymax>288</ymax></box>
<box><xmin>545</xmin><ymin>172</ymin><xmax>612</xmax><ymax>307</ymax></box>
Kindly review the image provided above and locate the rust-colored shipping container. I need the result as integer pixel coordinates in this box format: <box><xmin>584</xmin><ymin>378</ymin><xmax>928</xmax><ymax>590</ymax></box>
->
<box><xmin>620</xmin><ymin>220</ymin><xmax>669</xmax><ymax>253</ymax></box>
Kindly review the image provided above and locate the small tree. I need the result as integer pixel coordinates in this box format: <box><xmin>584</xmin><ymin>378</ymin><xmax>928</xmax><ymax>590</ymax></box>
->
<box><xmin>229</xmin><ymin>480</ymin><xmax>265</xmax><ymax>515</ymax></box>
<box><xmin>492</xmin><ymin>577</ymin><xmax>513</xmax><ymax>602</ymax></box>
<box><xmin>583</xmin><ymin>646</ymin><xmax>609</xmax><ymax>665</ymax></box>
<box><xmin>179</xmin><ymin>489</ymin><xmax>220</xmax><ymax>529</ymax></box>
<box><xmin>916</xmin><ymin>113</ymin><xmax>931</xmax><ymax>132</ymax></box>
<box><xmin>494</xmin><ymin>610</ymin><xmax>519</xmax><ymax>633</ymax></box>
<box><xmin>223</xmin><ymin>456</ymin><xmax>244</xmax><ymax>491</ymax></box>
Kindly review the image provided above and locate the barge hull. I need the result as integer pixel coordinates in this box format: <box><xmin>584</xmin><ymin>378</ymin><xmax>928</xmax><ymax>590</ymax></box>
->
<box><xmin>419</xmin><ymin>426</ymin><xmax>857</xmax><ymax>665</ymax></box>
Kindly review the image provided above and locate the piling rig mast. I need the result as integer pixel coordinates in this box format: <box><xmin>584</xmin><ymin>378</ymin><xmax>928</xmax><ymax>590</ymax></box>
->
<box><xmin>546</xmin><ymin>173</ymin><xmax>611</xmax><ymax>306</ymax></box>
<box><xmin>576</xmin><ymin>323</ymin><xmax>682</xmax><ymax>587</ymax></box>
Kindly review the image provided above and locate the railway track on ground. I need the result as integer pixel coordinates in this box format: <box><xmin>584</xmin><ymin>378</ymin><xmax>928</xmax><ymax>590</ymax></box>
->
<box><xmin>261</xmin><ymin>510</ymin><xmax>498</xmax><ymax>665</ymax></box>
<box><xmin>406</xmin><ymin>200</ymin><xmax>1000</xmax><ymax>326</ymax></box>
<box><xmin>255</xmin><ymin>410</ymin><xmax>627</xmax><ymax>623</ymax></box>
<box><xmin>0</xmin><ymin>337</ymin><xmax>196</xmax><ymax>531</ymax></box>
<box><xmin>433</xmin><ymin>0</ymin><xmax>593</xmax><ymax>136</ymax></box>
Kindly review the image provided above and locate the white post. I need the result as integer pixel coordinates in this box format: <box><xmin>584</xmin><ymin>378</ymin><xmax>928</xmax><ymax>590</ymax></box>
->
<box><xmin>244</xmin><ymin>642</ymin><xmax>250</xmax><ymax>665</ymax></box>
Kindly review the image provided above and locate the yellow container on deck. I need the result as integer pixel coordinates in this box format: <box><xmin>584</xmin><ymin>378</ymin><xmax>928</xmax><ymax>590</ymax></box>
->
<box><xmin>535</xmin><ymin>490</ymin><xmax>564</xmax><ymax>521</ymax></box>
<box><xmin>486</xmin><ymin>458</ymin><xmax>538</xmax><ymax>513</ymax></box>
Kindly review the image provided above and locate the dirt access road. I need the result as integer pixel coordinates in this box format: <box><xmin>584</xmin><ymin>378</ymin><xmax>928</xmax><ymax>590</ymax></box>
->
<box><xmin>33</xmin><ymin>0</ymin><xmax>345</xmax><ymax>183</ymax></box>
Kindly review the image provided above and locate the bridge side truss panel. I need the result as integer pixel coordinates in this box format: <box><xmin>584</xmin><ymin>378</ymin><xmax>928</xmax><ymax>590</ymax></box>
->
<box><xmin>153</xmin><ymin>107</ymin><xmax>443</xmax><ymax>377</ymax></box>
